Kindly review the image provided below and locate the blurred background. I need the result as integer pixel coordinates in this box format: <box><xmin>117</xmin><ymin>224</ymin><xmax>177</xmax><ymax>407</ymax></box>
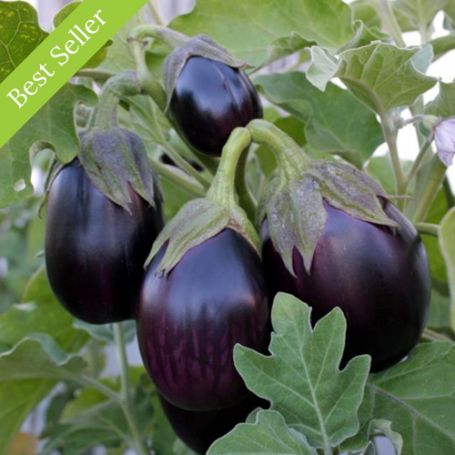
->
<box><xmin>1</xmin><ymin>0</ymin><xmax>455</xmax><ymax>454</ymax></box>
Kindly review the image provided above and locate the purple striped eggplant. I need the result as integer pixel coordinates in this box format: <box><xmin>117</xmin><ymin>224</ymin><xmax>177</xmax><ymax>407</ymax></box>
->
<box><xmin>137</xmin><ymin>228</ymin><xmax>269</xmax><ymax>411</ymax></box>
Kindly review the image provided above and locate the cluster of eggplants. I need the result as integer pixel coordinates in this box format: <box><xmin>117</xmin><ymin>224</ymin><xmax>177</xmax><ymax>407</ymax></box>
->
<box><xmin>45</xmin><ymin>152</ymin><xmax>163</xmax><ymax>324</ymax></box>
<box><xmin>45</xmin><ymin>37</ymin><xmax>432</xmax><ymax>452</ymax></box>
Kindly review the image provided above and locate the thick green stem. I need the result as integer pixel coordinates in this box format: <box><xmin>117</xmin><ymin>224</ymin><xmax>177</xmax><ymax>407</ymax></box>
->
<box><xmin>416</xmin><ymin>222</ymin><xmax>439</xmax><ymax>237</ymax></box>
<box><xmin>114</xmin><ymin>324</ymin><xmax>149</xmax><ymax>455</ymax></box>
<box><xmin>207</xmin><ymin>128</ymin><xmax>252</xmax><ymax>207</ymax></box>
<box><xmin>381</xmin><ymin>113</ymin><xmax>406</xmax><ymax>196</ymax></box>
<box><xmin>404</xmin><ymin>133</ymin><xmax>434</xmax><ymax>188</ymax></box>
<box><xmin>151</xmin><ymin>158</ymin><xmax>205</xmax><ymax>197</ymax></box>
<box><xmin>247</xmin><ymin>119</ymin><xmax>310</xmax><ymax>182</ymax></box>
<box><xmin>94</xmin><ymin>71</ymin><xmax>143</xmax><ymax>131</ymax></box>
<box><xmin>375</xmin><ymin>0</ymin><xmax>406</xmax><ymax>47</ymax></box>
<box><xmin>76</xmin><ymin>68</ymin><xmax>115</xmax><ymax>80</ymax></box>
<box><xmin>129</xmin><ymin>38</ymin><xmax>167</xmax><ymax>111</ymax></box>
<box><xmin>408</xmin><ymin>156</ymin><xmax>447</xmax><ymax>222</ymax></box>
<box><xmin>235</xmin><ymin>145</ymin><xmax>257</xmax><ymax>220</ymax></box>
<box><xmin>161</xmin><ymin>143</ymin><xmax>211</xmax><ymax>188</ymax></box>
<box><xmin>130</xmin><ymin>24</ymin><xmax>189</xmax><ymax>49</ymax></box>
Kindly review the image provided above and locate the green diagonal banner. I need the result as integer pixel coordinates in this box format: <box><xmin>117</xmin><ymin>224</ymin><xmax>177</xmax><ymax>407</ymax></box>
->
<box><xmin>0</xmin><ymin>0</ymin><xmax>148</xmax><ymax>148</ymax></box>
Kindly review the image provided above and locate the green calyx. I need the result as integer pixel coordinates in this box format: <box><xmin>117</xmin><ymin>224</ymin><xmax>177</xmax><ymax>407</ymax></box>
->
<box><xmin>79</xmin><ymin>127</ymin><xmax>160</xmax><ymax>212</ymax></box>
<box><xmin>248</xmin><ymin>119</ymin><xmax>396</xmax><ymax>276</ymax></box>
<box><xmin>147</xmin><ymin>128</ymin><xmax>260</xmax><ymax>276</ymax></box>
<box><xmin>78</xmin><ymin>71</ymin><xmax>160</xmax><ymax>212</ymax></box>
<box><xmin>163</xmin><ymin>35</ymin><xmax>246</xmax><ymax>110</ymax></box>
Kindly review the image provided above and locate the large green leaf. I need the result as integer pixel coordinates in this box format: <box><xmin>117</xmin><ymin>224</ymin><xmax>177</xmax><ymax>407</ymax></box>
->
<box><xmin>0</xmin><ymin>84</ymin><xmax>96</xmax><ymax>208</ymax></box>
<box><xmin>256</xmin><ymin>72</ymin><xmax>383</xmax><ymax>166</ymax></box>
<box><xmin>0</xmin><ymin>1</ymin><xmax>47</xmax><ymax>82</ymax></box>
<box><xmin>351</xmin><ymin>342</ymin><xmax>455</xmax><ymax>455</ymax></box>
<box><xmin>0</xmin><ymin>336</ymin><xmax>86</xmax><ymax>381</ymax></box>
<box><xmin>234</xmin><ymin>293</ymin><xmax>371</xmax><ymax>450</ymax></box>
<box><xmin>0</xmin><ymin>267</ymin><xmax>88</xmax><ymax>455</ymax></box>
<box><xmin>169</xmin><ymin>0</ymin><xmax>355</xmax><ymax>67</ymax></box>
<box><xmin>440</xmin><ymin>208</ymin><xmax>455</xmax><ymax>330</ymax></box>
<box><xmin>209</xmin><ymin>410</ymin><xmax>317</xmax><ymax>454</ymax></box>
<box><xmin>338</xmin><ymin>43</ymin><xmax>436</xmax><ymax>115</ymax></box>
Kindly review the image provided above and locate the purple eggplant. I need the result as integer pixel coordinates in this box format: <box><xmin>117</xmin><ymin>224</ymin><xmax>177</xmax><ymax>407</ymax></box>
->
<box><xmin>160</xmin><ymin>393</ymin><xmax>268</xmax><ymax>453</ymax></box>
<box><xmin>45</xmin><ymin>159</ymin><xmax>163</xmax><ymax>324</ymax></box>
<box><xmin>261</xmin><ymin>200</ymin><xmax>430</xmax><ymax>372</ymax></box>
<box><xmin>137</xmin><ymin>229</ymin><xmax>269</xmax><ymax>411</ymax></box>
<box><xmin>168</xmin><ymin>56</ymin><xmax>262</xmax><ymax>157</ymax></box>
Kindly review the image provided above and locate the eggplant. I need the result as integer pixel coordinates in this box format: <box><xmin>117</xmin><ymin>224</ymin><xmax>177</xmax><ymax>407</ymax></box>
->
<box><xmin>261</xmin><ymin>200</ymin><xmax>430</xmax><ymax>372</ymax></box>
<box><xmin>160</xmin><ymin>393</ymin><xmax>268</xmax><ymax>453</ymax></box>
<box><xmin>45</xmin><ymin>159</ymin><xmax>163</xmax><ymax>324</ymax></box>
<box><xmin>137</xmin><ymin>228</ymin><xmax>269</xmax><ymax>411</ymax></box>
<box><xmin>168</xmin><ymin>56</ymin><xmax>262</xmax><ymax>157</ymax></box>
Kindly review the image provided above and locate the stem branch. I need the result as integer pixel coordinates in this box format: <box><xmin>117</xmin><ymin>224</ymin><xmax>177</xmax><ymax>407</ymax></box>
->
<box><xmin>114</xmin><ymin>324</ymin><xmax>149</xmax><ymax>455</ymax></box>
<box><xmin>415</xmin><ymin>222</ymin><xmax>439</xmax><ymax>237</ymax></box>
<box><xmin>376</xmin><ymin>0</ymin><xmax>406</xmax><ymax>47</ymax></box>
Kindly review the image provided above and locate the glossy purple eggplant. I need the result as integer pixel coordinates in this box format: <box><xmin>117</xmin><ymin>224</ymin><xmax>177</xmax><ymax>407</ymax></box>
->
<box><xmin>261</xmin><ymin>200</ymin><xmax>430</xmax><ymax>372</ymax></box>
<box><xmin>45</xmin><ymin>159</ymin><xmax>163</xmax><ymax>324</ymax></box>
<box><xmin>160</xmin><ymin>393</ymin><xmax>268</xmax><ymax>453</ymax></box>
<box><xmin>168</xmin><ymin>56</ymin><xmax>262</xmax><ymax>157</ymax></box>
<box><xmin>137</xmin><ymin>228</ymin><xmax>269</xmax><ymax>411</ymax></box>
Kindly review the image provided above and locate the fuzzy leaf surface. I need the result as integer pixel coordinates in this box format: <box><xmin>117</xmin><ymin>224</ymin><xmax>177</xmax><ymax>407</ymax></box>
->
<box><xmin>338</xmin><ymin>43</ymin><xmax>436</xmax><ymax>114</ymax></box>
<box><xmin>234</xmin><ymin>293</ymin><xmax>371</xmax><ymax>449</ymax></box>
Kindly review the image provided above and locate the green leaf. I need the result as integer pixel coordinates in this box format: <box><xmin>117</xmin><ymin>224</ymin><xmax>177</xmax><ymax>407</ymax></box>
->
<box><xmin>0</xmin><ymin>1</ymin><xmax>47</xmax><ymax>82</ymax></box>
<box><xmin>431</xmin><ymin>34</ymin><xmax>455</xmax><ymax>60</ymax></box>
<box><xmin>440</xmin><ymin>208</ymin><xmax>455</xmax><ymax>330</ymax></box>
<box><xmin>0</xmin><ymin>335</ymin><xmax>86</xmax><ymax>381</ymax></box>
<box><xmin>234</xmin><ymin>293</ymin><xmax>371</xmax><ymax>449</ymax></box>
<box><xmin>426</xmin><ymin>81</ymin><xmax>455</xmax><ymax>117</ymax></box>
<box><xmin>351</xmin><ymin>0</ymin><xmax>382</xmax><ymax>28</ymax></box>
<box><xmin>357</xmin><ymin>342</ymin><xmax>455</xmax><ymax>455</ymax></box>
<box><xmin>0</xmin><ymin>267</ymin><xmax>88</xmax><ymax>455</ymax></box>
<box><xmin>208</xmin><ymin>410</ymin><xmax>317</xmax><ymax>454</ymax></box>
<box><xmin>169</xmin><ymin>0</ymin><xmax>355</xmax><ymax>67</ymax></box>
<box><xmin>256</xmin><ymin>72</ymin><xmax>383</xmax><ymax>166</ymax></box>
<box><xmin>0</xmin><ymin>84</ymin><xmax>96</xmax><ymax>208</ymax></box>
<box><xmin>338</xmin><ymin>43</ymin><xmax>436</xmax><ymax>115</ymax></box>
<box><xmin>305</xmin><ymin>46</ymin><xmax>338</xmax><ymax>91</ymax></box>
<box><xmin>428</xmin><ymin>289</ymin><xmax>451</xmax><ymax>329</ymax></box>
<box><xmin>393</xmin><ymin>0</ymin><xmax>448</xmax><ymax>30</ymax></box>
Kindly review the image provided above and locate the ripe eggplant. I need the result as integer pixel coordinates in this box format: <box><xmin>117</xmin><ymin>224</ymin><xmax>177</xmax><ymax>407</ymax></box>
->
<box><xmin>261</xmin><ymin>200</ymin><xmax>430</xmax><ymax>372</ymax></box>
<box><xmin>45</xmin><ymin>159</ymin><xmax>163</xmax><ymax>324</ymax></box>
<box><xmin>138</xmin><ymin>228</ymin><xmax>269</xmax><ymax>411</ymax></box>
<box><xmin>168</xmin><ymin>56</ymin><xmax>262</xmax><ymax>157</ymax></box>
<box><xmin>160</xmin><ymin>393</ymin><xmax>268</xmax><ymax>453</ymax></box>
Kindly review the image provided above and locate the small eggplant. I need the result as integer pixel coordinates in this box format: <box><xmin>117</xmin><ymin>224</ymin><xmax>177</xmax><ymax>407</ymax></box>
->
<box><xmin>261</xmin><ymin>200</ymin><xmax>430</xmax><ymax>372</ymax></box>
<box><xmin>45</xmin><ymin>159</ymin><xmax>163</xmax><ymax>324</ymax></box>
<box><xmin>168</xmin><ymin>56</ymin><xmax>262</xmax><ymax>157</ymax></box>
<box><xmin>137</xmin><ymin>229</ymin><xmax>269</xmax><ymax>411</ymax></box>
